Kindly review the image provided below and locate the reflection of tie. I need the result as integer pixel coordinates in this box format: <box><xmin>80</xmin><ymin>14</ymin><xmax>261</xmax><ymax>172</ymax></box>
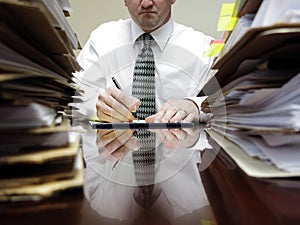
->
<box><xmin>132</xmin><ymin>132</ymin><xmax>157</xmax><ymax>209</ymax></box>
<box><xmin>132</xmin><ymin>33</ymin><xmax>156</xmax><ymax>209</ymax></box>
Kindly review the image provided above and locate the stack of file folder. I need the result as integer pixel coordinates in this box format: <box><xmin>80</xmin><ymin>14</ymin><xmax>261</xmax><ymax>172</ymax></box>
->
<box><xmin>0</xmin><ymin>0</ymin><xmax>83</xmax><ymax>222</ymax></box>
<box><xmin>204</xmin><ymin>3</ymin><xmax>300</xmax><ymax>175</ymax></box>
<box><xmin>200</xmin><ymin>0</ymin><xmax>300</xmax><ymax>224</ymax></box>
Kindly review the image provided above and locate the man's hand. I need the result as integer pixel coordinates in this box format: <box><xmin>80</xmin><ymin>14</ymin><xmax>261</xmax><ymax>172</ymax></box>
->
<box><xmin>155</xmin><ymin>127</ymin><xmax>200</xmax><ymax>150</ymax></box>
<box><xmin>96</xmin><ymin>87</ymin><xmax>141</xmax><ymax>122</ymax></box>
<box><xmin>145</xmin><ymin>99</ymin><xmax>200</xmax><ymax>123</ymax></box>
<box><xmin>96</xmin><ymin>129</ymin><xmax>140</xmax><ymax>161</ymax></box>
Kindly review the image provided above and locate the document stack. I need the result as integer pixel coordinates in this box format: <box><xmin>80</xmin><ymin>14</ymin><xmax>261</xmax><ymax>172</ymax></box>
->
<box><xmin>0</xmin><ymin>0</ymin><xmax>83</xmax><ymax>222</ymax></box>
<box><xmin>200</xmin><ymin>0</ymin><xmax>300</xmax><ymax>224</ymax></box>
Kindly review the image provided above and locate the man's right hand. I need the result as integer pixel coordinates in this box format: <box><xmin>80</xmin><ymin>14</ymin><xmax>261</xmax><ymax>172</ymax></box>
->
<box><xmin>96</xmin><ymin>86</ymin><xmax>141</xmax><ymax>122</ymax></box>
<box><xmin>96</xmin><ymin>129</ymin><xmax>140</xmax><ymax>162</ymax></box>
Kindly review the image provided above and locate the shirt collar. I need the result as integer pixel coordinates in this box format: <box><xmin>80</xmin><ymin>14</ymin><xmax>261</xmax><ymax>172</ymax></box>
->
<box><xmin>131</xmin><ymin>18</ymin><xmax>174</xmax><ymax>51</ymax></box>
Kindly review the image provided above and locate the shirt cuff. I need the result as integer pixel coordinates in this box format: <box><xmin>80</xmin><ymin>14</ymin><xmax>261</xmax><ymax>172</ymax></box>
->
<box><xmin>188</xmin><ymin>96</ymin><xmax>212</xmax><ymax>123</ymax></box>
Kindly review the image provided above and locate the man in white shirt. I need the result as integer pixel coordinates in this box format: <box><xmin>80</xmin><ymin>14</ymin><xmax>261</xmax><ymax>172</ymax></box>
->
<box><xmin>75</xmin><ymin>0</ymin><xmax>214</xmax><ymax>123</ymax></box>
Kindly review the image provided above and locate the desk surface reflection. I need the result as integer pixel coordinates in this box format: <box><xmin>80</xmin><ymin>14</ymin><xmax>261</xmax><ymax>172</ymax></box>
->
<box><xmin>81</xmin><ymin>125</ymin><xmax>216</xmax><ymax>225</ymax></box>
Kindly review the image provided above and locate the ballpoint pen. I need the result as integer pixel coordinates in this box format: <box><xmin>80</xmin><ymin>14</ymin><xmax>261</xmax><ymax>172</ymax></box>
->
<box><xmin>111</xmin><ymin>77</ymin><xmax>139</xmax><ymax>171</ymax></box>
<box><xmin>112</xmin><ymin>159</ymin><xmax>121</xmax><ymax>171</ymax></box>
<box><xmin>112</xmin><ymin>76</ymin><xmax>122</xmax><ymax>90</ymax></box>
<box><xmin>111</xmin><ymin>77</ymin><xmax>123</xmax><ymax>171</ymax></box>
<box><xmin>112</xmin><ymin>76</ymin><xmax>138</xmax><ymax>119</ymax></box>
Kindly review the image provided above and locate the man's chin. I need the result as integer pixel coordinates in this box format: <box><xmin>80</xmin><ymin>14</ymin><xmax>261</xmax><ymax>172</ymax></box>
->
<box><xmin>139</xmin><ymin>21</ymin><xmax>159</xmax><ymax>32</ymax></box>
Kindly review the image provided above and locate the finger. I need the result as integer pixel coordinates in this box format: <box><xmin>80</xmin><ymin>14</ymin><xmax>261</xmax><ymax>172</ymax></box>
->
<box><xmin>181</xmin><ymin>127</ymin><xmax>197</xmax><ymax>136</ymax></box>
<box><xmin>98</xmin><ymin>90</ymin><xmax>135</xmax><ymax>122</ymax></box>
<box><xmin>105</xmin><ymin>130</ymin><xmax>134</xmax><ymax>151</ymax></box>
<box><xmin>145</xmin><ymin>114</ymin><xmax>156</xmax><ymax>122</ymax></box>
<box><xmin>97</xmin><ymin>96</ymin><xmax>129</xmax><ymax>122</ymax></box>
<box><xmin>181</xmin><ymin>112</ymin><xmax>197</xmax><ymax>123</ymax></box>
<box><xmin>99</xmin><ymin>147</ymin><xmax>125</xmax><ymax>161</ymax></box>
<box><xmin>97</xmin><ymin>129</ymin><xmax>113</xmax><ymax>139</ymax></box>
<box><xmin>124</xmin><ymin>136</ymin><xmax>141</xmax><ymax>150</ymax></box>
<box><xmin>101</xmin><ymin>139</ymin><xmax>125</xmax><ymax>157</ymax></box>
<box><xmin>161</xmin><ymin>132</ymin><xmax>181</xmax><ymax>150</ymax></box>
<box><xmin>111</xmin><ymin>136</ymin><xmax>141</xmax><ymax>160</ymax></box>
<box><xmin>160</xmin><ymin>107</ymin><xmax>178</xmax><ymax>122</ymax></box>
<box><xmin>169</xmin><ymin>109</ymin><xmax>187</xmax><ymax>123</ymax></box>
<box><xmin>161</xmin><ymin>129</ymin><xmax>177</xmax><ymax>141</ymax></box>
<box><xmin>108</xmin><ymin>87</ymin><xmax>141</xmax><ymax>113</ymax></box>
<box><xmin>96</xmin><ymin>130</ymin><xmax>116</xmax><ymax>148</ymax></box>
<box><xmin>162</xmin><ymin>129</ymin><xmax>187</xmax><ymax>142</ymax></box>
<box><xmin>99</xmin><ymin>87</ymin><xmax>136</xmax><ymax>121</ymax></box>
<box><xmin>110</xmin><ymin>146</ymin><xmax>126</xmax><ymax>160</ymax></box>
<box><xmin>97</xmin><ymin>130</ymin><xmax>133</xmax><ymax>151</ymax></box>
<box><xmin>168</xmin><ymin>128</ymin><xmax>187</xmax><ymax>140</ymax></box>
<box><xmin>98</xmin><ymin>129</ymin><xmax>127</xmax><ymax>142</ymax></box>
<box><xmin>152</xmin><ymin>101</ymin><xmax>172</xmax><ymax>122</ymax></box>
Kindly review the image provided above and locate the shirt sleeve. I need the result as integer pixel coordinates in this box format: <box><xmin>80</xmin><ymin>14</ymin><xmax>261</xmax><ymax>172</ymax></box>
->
<box><xmin>73</xmin><ymin>38</ymin><xmax>107</xmax><ymax>120</ymax></box>
<box><xmin>188</xmin><ymin>96</ymin><xmax>212</xmax><ymax>123</ymax></box>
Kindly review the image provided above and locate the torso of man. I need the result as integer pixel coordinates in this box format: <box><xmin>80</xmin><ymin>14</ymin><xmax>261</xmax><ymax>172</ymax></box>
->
<box><xmin>75</xmin><ymin>18</ymin><xmax>213</xmax><ymax>119</ymax></box>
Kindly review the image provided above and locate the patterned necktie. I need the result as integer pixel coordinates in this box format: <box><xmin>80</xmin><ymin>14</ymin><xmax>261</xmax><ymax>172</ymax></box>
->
<box><xmin>132</xmin><ymin>33</ymin><xmax>156</xmax><ymax>208</ymax></box>
<box><xmin>132</xmin><ymin>33</ymin><xmax>156</xmax><ymax>118</ymax></box>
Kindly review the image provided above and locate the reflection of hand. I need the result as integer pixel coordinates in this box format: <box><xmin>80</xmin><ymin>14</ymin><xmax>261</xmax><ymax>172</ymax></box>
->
<box><xmin>154</xmin><ymin>127</ymin><xmax>200</xmax><ymax>150</ymax></box>
<box><xmin>96</xmin><ymin>87</ymin><xmax>141</xmax><ymax>122</ymax></box>
<box><xmin>96</xmin><ymin>129</ymin><xmax>140</xmax><ymax>161</ymax></box>
<box><xmin>145</xmin><ymin>99</ymin><xmax>199</xmax><ymax>123</ymax></box>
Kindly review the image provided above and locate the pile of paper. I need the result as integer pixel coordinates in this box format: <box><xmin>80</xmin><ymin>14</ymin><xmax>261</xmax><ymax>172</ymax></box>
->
<box><xmin>0</xmin><ymin>0</ymin><xmax>83</xmax><ymax>203</ymax></box>
<box><xmin>204</xmin><ymin>1</ymin><xmax>300</xmax><ymax>175</ymax></box>
<box><xmin>207</xmin><ymin>66</ymin><xmax>300</xmax><ymax>173</ymax></box>
<box><xmin>200</xmin><ymin>2</ymin><xmax>300</xmax><ymax>224</ymax></box>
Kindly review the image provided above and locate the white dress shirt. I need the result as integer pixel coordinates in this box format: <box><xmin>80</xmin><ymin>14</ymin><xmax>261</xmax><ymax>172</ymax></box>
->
<box><xmin>75</xmin><ymin>18</ymin><xmax>214</xmax><ymax>120</ymax></box>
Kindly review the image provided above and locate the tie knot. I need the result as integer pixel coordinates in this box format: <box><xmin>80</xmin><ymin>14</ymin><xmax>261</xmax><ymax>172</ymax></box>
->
<box><xmin>141</xmin><ymin>33</ymin><xmax>153</xmax><ymax>48</ymax></box>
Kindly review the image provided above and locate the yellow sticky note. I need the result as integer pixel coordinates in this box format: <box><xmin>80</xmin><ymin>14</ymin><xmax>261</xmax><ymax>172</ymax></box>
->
<box><xmin>220</xmin><ymin>3</ymin><xmax>235</xmax><ymax>16</ymax></box>
<box><xmin>217</xmin><ymin>16</ymin><xmax>238</xmax><ymax>31</ymax></box>
<box><xmin>217</xmin><ymin>3</ymin><xmax>238</xmax><ymax>31</ymax></box>
<box><xmin>203</xmin><ymin>43</ymin><xmax>225</xmax><ymax>57</ymax></box>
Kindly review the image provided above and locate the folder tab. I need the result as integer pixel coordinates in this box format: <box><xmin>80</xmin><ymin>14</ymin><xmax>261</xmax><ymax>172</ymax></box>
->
<box><xmin>203</xmin><ymin>40</ymin><xmax>225</xmax><ymax>57</ymax></box>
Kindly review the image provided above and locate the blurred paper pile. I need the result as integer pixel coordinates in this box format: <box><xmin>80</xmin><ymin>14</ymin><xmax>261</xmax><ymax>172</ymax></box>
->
<box><xmin>205</xmin><ymin>22</ymin><xmax>300</xmax><ymax>176</ymax></box>
<box><xmin>0</xmin><ymin>0</ymin><xmax>83</xmax><ymax>206</ymax></box>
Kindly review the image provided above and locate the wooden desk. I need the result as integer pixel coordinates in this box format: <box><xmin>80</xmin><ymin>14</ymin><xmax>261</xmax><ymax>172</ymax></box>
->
<box><xmin>0</xmin><ymin>191</ymin><xmax>84</xmax><ymax>225</ymax></box>
<box><xmin>200</xmin><ymin>140</ymin><xmax>300</xmax><ymax>225</ymax></box>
